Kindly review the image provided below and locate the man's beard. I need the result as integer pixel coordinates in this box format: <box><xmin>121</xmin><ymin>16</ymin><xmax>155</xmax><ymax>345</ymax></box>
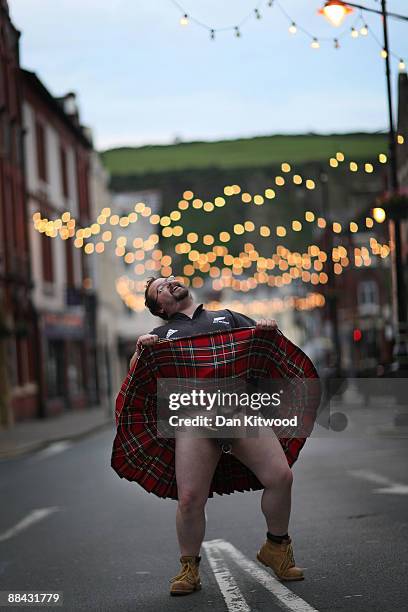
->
<box><xmin>172</xmin><ymin>286</ymin><xmax>189</xmax><ymax>301</ymax></box>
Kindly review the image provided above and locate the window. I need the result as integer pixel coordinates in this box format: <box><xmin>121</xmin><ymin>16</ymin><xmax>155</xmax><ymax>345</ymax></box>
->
<box><xmin>41</xmin><ymin>232</ymin><xmax>54</xmax><ymax>283</ymax></box>
<box><xmin>2</xmin><ymin>118</ymin><xmax>12</xmax><ymax>159</ymax></box>
<box><xmin>35</xmin><ymin>120</ymin><xmax>47</xmax><ymax>181</ymax></box>
<box><xmin>14</xmin><ymin>124</ymin><xmax>24</xmax><ymax>167</ymax></box>
<box><xmin>67</xmin><ymin>342</ymin><xmax>84</xmax><ymax>395</ymax></box>
<box><xmin>7</xmin><ymin>63</ymin><xmax>18</xmax><ymax>118</ymax></box>
<box><xmin>46</xmin><ymin>340</ymin><xmax>65</xmax><ymax>398</ymax></box>
<box><xmin>76</xmin><ymin>154</ymin><xmax>91</xmax><ymax>218</ymax></box>
<box><xmin>6</xmin><ymin>337</ymin><xmax>18</xmax><ymax>387</ymax></box>
<box><xmin>358</xmin><ymin>280</ymin><xmax>379</xmax><ymax>306</ymax></box>
<box><xmin>65</xmin><ymin>239</ymin><xmax>74</xmax><ymax>287</ymax></box>
<box><xmin>358</xmin><ymin>280</ymin><xmax>379</xmax><ymax>316</ymax></box>
<box><xmin>60</xmin><ymin>146</ymin><xmax>69</xmax><ymax>198</ymax></box>
<box><xmin>0</xmin><ymin>58</ymin><xmax>6</xmax><ymax>110</ymax></box>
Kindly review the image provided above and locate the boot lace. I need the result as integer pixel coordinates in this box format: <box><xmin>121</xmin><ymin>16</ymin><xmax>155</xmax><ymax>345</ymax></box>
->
<box><xmin>280</xmin><ymin>543</ymin><xmax>295</xmax><ymax>573</ymax></box>
<box><xmin>170</xmin><ymin>559</ymin><xmax>198</xmax><ymax>584</ymax></box>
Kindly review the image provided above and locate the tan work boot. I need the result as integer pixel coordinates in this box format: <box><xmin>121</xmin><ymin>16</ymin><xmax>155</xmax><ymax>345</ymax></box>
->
<box><xmin>169</xmin><ymin>555</ymin><xmax>202</xmax><ymax>596</ymax></box>
<box><xmin>257</xmin><ymin>536</ymin><xmax>304</xmax><ymax>581</ymax></box>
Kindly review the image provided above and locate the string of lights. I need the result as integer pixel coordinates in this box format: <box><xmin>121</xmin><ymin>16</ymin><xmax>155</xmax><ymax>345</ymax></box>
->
<box><xmin>32</xmin><ymin>138</ymin><xmax>405</xmax><ymax>246</ymax></box>
<box><xmin>110</xmin><ymin>216</ymin><xmax>392</xmax><ymax>309</ymax></box>
<box><xmin>116</xmin><ymin>228</ymin><xmax>389</xmax><ymax>309</ymax></box>
<box><xmin>274</xmin><ymin>0</ymin><xmax>360</xmax><ymax>47</ymax></box>
<box><xmin>31</xmin><ymin>188</ymin><xmax>387</xmax><ymax>272</ymax></box>
<box><xmin>112</xmin><ymin>226</ymin><xmax>391</xmax><ymax>292</ymax></box>
<box><xmin>116</xmin><ymin>270</ymin><xmax>327</xmax><ymax>313</ymax></box>
<box><xmin>168</xmin><ymin>0</ymin><xmax>406</xmax><ymax>61</ymax></box>
<box><xmin>102</xmin><ymin>232</ymin><xmax>375</xmax><ymax>284</ymax></box>
<box><xmin>55</xmin><ymin>196</ymin><xmax>386</xmax><ymax>276</ymax></box>
<box><xmin>30</xmin><ymin>140</ymin><xmax>397</xmax><ymax>305</ymax></box>
<box><xmin>365</xmin><ymin>17</ymin><xmax>406</xmax><ymax>68</ymax></box>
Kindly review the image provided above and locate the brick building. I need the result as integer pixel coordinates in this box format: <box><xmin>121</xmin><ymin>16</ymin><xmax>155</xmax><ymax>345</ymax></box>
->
<box><xmin>22</xmin><ymin>69</ymin><xmax>99</xmax><ymax>418</ymax></box>
<box><xmin>0</xmin><ymin>1</ymin><xmax>37</xmax><ymax>425</ymax></box>
<box><xmin>397</xmin><ymin>71</ymin><xmax>408</xmax><ymax>312</ymax></box>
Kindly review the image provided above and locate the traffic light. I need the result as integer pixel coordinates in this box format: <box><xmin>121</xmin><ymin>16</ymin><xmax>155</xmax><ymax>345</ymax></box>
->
<box><xmin>353</xmin><ymin>328</ymin><xmax>362</xmax><ymax>342</ymax></box>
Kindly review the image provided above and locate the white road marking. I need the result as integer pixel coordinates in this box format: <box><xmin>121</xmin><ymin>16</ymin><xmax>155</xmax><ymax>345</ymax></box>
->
<box><xmin>32</xmin><ymin>441</ymin><xmax>72</xmax><ymax>462</ymax></box>
<box><xmin>0</xmin><ymin>507</ymin><xmax>59</xmax><ymax>543</ymax></box>
<box><xmin>203</xmin><ymin>539</ymin><xmax>319</xmax><ymax>612</ymax></box>
<box><xmin>349</xmin><ymin>469</ymin><xmax>408</xmax><ymax>494</ymax></box>
<box><xmin>203</xmin><ymin>540</ymin><xmax>250</xmax><ymax>612</ymax></box>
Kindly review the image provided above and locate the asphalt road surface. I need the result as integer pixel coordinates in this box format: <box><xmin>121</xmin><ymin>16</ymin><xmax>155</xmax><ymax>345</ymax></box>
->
<box><xmin>1</xmin><ymin>422</ymin><xmax>407</xmax><ymax>611</ymax></box>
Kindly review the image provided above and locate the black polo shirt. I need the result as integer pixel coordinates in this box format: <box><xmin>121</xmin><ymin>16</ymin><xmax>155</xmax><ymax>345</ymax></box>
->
<box><xmin>150</xmin><ymin>304</ymin><xmax>255</xmax><ymax>340</ymax></box>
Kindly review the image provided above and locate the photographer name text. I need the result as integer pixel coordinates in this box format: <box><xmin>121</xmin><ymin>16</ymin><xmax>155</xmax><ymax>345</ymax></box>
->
<box><xmin>168</xmin><ymin>415</ymin><xmax>298</xmax><ymax>427</ymax></box>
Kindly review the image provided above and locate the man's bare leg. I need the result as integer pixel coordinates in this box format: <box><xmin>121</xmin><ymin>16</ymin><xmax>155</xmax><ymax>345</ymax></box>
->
<box><xmin>230</xmin><ymin>431</ymin><xmax>293</xmax><ymax>535</ymax></box>
<box><xmin>175</xmin><ymin>436</ymin><xmax>222</xmax><ymax>556</ymax></box>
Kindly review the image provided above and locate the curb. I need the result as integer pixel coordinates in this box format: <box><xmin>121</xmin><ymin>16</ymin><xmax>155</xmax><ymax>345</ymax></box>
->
<box><xmin>0</xmin><ymin>418</ymin><xmax>114</xmax><ymax>461</ymax></box>
<box><xmin>375</xmin><ymin>424</ymin><xmax>408</xmax><ymax>438</ymax></box>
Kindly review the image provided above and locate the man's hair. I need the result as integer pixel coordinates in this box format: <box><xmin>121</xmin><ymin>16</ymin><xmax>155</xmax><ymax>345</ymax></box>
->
<box><xmin>144</xmin><ymin>276</ymin><xmax>169</xmax><ymax>320</ymax></box>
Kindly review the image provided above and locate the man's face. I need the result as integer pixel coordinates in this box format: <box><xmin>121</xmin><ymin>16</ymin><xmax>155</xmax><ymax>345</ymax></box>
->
<box><xmin>147</xmin><ymin>276</ymin><xmax>190</xmax><ymax>317</ymax></box>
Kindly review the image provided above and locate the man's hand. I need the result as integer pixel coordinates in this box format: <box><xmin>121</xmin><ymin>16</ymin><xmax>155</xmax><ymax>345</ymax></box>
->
<box><xmin>129</xmin><ymin>334</ymin><xmax>159</xmax><ymax>370</ymax></box>
<box><xmin>255</xmin><ymin>319</ymin><xmax>278</xmax><ymax>330</ymax></box>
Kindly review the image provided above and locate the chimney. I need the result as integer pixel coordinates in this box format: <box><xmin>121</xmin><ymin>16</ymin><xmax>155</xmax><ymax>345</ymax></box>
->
<box><xmin>57</xmin><ymin>92</ymin><xmax>80</xmax><ymax>125</ymax></box>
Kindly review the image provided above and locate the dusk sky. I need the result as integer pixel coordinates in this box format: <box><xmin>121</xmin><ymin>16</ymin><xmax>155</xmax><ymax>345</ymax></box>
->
<box><xmin>10</xmin><ymin>0</ymin><xmax>408</xmax><ymax>150</ymax></box>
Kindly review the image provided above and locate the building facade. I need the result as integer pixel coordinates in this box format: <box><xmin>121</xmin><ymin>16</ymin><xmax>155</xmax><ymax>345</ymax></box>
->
<box><xmin>89</xmin><ymin>151</ymin><xmax>123</xmax><ymax>411</ymax></box>
<box><xmin>0</xmin><ymin>1</ymin><xmax>37</xmax><ymax>425</ymax></box>
<box><xmin>22</xmin><ymin>70</ymin><xmax>98</xmax><ymax>418</ymax></box>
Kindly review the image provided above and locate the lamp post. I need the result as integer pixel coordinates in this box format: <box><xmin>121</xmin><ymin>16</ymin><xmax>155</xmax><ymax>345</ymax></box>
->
<box><xmin>319</xmin><ymin>168</ymin><xmax>343</xmax><ymax>376</ymax></box>
<box><xmin>319</xmin><ymin>0</ymin><xmax>408</xmax><ymax>372</ymax></box>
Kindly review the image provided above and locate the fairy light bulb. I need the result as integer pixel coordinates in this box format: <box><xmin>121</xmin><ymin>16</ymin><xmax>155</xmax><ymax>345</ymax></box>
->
<box><xmin>351</xmin><ymin>27</ymin><xmax>359</xmax><ymax>38</ymax></box>
<box><xmin>372</xmin><ymin>207</ymin><xmax>386</xmax><ymax>223</ymax></box>
<box><xmin>311</xmin><ymin>38</ymin><xmax>320</xmax><ymax>49</ymax></box>
<box><xmin>399</xmin><ymin>59</ymin><xmax>406</xmax><ymax>71</ymax></box>
<box><xmin>381</xmin><ymin>49</ymin><xmax>388</xmax><ymax>59</ymax></box>
<box><xmin>180</xmin><ymin>14</ymin><xmax>189</xmax><ymax>26</ymax></box>
<box><xmin>334</xmin><ymin>38</ymin><xmax>340</xmax><ymax>49</ymax></box>
<box><xmin>235</xmin><ymin>26</ymin><xmax>241</xmax><ymax>38</ymax></box>
<box><xmin>360</xmin><ymin>24</ymin><xmax>368</xmax><ymax>36</ymax></box>
<box><xmin>254</xmin><ymin>8</ymin><xmax>261</xmax><ymax>19</ymax></box>
<box><xmin>210</xmin><ymin>29</ymin><xmax>215</xmax><ymax>40</ymax></box>
<box><xmin>289</xmin><ymin>22</ymin><xmax>297</xmax><ymax>34</ymax></box>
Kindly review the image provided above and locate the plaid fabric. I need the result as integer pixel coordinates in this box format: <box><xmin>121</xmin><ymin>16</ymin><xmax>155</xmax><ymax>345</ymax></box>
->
<box><xmin>111</xmin><ymin>327</ymin><xmax>321</xmax><ymax>500</ymax></box>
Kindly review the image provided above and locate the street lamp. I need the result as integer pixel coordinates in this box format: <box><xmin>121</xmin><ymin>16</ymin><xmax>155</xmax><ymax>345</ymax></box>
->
<box><xmin>318</xmin><ymin>1</ymin><xmax>353</xmax><ymax>27</ymax></box>
<box><xmin>319</xmin><ymin>1</ymin><xmax>408</xmax><ymax>24</ymax></box>
<box><xmin>319</xmin><ymin>0</ymin><xmax>408</xmax><ymax>372</ymax></box>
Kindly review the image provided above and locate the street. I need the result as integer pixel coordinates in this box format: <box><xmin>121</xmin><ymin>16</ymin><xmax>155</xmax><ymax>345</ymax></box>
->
<box><xmin>1</xmin><ymin>1</ymin><xmax>408</xmax><ymax>609</ymax></box>
<box><xmin>1</xmin><ymin>415</ymin><xmax>407</xmax><ymax>611</ymax></box>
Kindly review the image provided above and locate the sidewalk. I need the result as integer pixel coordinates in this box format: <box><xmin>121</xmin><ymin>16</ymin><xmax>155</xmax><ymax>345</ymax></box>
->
<box><xmin>315</xmin><ymin>384</ymin><xmax>408</xmax><ymax>438</ymax></box>
<box><xmin>0</xmin><ymin>407</ymin><xmax>114</xmax><ymax>460</ymax></box>
<box><xmin>2</xmin><ymin>388</ymin><xmax>406</xmax><ymax>461</ymax></box>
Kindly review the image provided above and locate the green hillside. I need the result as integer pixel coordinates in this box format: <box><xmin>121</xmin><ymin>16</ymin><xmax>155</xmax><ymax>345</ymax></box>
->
<box><xmin>101</xmin><ymin>133</ymin><xmax>387</xmax><ymax>176</ymax></box>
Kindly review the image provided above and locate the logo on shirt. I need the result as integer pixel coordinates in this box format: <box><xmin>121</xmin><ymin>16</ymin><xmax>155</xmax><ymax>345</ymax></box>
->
<box><xmin>213</xmin><ymin>316</ymin><xmax>230</xmax><ymax>325</ymax></box>
<box><xmin>166</xmin><ymin>329</ymin><xmax>179</xmax><ymax>339</ymax></box>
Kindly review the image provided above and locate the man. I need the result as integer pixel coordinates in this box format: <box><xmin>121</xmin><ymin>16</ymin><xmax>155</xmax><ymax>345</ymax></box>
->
<box><xmin>129</xmin><ymin>275</ymin><xmax>304</xmax><ymax>596</ymax></box>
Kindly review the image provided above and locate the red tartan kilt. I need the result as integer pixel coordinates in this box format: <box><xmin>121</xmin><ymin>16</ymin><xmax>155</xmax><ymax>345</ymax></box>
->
<box><xmin>111</xmin><ymin>327</ymin><xmax>321</xmax><ymax>500</ymax></box>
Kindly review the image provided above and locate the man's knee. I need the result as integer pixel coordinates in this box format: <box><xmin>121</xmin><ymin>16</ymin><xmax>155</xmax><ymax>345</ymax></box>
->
<box><xmin>178</xmin><ymin>490</ymin><xmax>207</xmax><ymax>514</ymax></box>
<box><xmin>261</xmin><ymin>465</ymin><xmax>293</xmax><ymax>490</ymax></box>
